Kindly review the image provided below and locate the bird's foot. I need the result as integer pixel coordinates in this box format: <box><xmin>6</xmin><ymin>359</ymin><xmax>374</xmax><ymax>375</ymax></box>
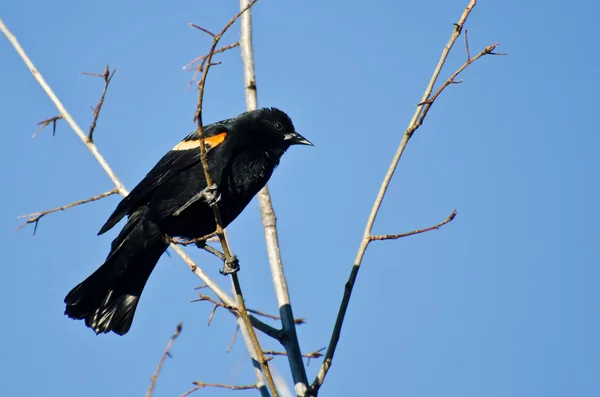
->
<box><xmin>173</xmin><ymin>184</ymin><xmax>221</xmax><ymax>216</ymax></box>
<box><xmin>201</xmin><ymin>184</ymin><xmax>221</xmax><ymax>208</ymax></box>
<box><xmin>220</xmin><ymin>255</ymin><xmax>240</xmax><ymax>275</ymax></box>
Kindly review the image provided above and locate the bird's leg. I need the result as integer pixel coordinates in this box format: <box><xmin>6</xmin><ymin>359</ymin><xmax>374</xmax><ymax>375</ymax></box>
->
<box><xmin>194</xmin><ymin>240</ymin><xmax>239</xmax><ymax>274</ymax></box>
<box><xmin>220</xmin><ymin>255</ymin><xmax>240</xmax><ymax>275</ymax></box>
<box><xmin>200</xmin><ymin>183</ymin><xmax>221</xmax><ymax>207</ymax></box>
<box><xmin>173</xmin><ymin>184</ymin><xmax>221</xmax><ymax>216</ymax></box>
<box><xmin>195</xmin><ymin>240</ymin><xmax>227</xmax><ymax>261</ymax></box>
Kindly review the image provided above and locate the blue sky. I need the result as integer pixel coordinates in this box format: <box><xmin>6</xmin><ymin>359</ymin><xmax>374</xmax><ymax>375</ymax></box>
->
<box><xmin>2</xmin><ymin>0</ymin><xmax>599</xmax><ymax>396</ymax></box>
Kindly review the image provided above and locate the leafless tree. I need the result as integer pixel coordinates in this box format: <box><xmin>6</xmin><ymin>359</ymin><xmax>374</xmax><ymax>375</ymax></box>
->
<box><xmin>1</xmin><ymin>0</ymin><xmax>503</xmax><ymax>395</ymax></box>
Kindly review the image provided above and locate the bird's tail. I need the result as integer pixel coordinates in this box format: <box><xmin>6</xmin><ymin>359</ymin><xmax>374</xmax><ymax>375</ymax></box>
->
<box><xmin>64</xmin><ymin>209</ymin><xmax>168</xmax><ymax>335</ymax></box>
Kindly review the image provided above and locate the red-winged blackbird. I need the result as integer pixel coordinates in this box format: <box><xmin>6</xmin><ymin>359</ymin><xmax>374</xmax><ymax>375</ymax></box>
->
<box><xmin>64</xmin><ymin>108</ymin><xmax>312</xmax><ymax>335</ymax></box>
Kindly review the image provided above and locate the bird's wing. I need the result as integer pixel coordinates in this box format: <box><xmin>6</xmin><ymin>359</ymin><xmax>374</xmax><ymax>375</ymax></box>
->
<box><xmin>98</xmin><ymin>124</ymin><xmax>230</xmax><ymax>235</ymax></box>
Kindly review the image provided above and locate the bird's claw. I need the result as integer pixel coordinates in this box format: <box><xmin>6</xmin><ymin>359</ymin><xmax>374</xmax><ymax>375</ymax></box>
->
<box><xmin>173</xmin><ymin>184</ymin><xmax>221</xmax><ymax>216</ymax></box>
<box><xmin>220</xmin><ymin>255</ymin><xmax>240</xmax><ymax>275</ymax></box>
<box><xmin>201</xmin><ymin>184</ymin><xmax>221</xmax><ymax>208</ymax></box>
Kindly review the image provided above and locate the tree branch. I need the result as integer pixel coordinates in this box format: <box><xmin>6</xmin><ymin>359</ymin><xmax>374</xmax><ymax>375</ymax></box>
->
<box><xmin>264</xmin><ymin>349</ymin><xmax>324</xmax><ymax>361</ymax></box>
<box><xmin>15</xmin><ymin>189</ymin><xmax>119</xmax><ymax>233</ymax></box>
<box><xmin>82</xmin><ymin>65</ymin><xmax>116</xmax><ymax>142</ymax></box>
<box><xmin>181</xmin><ymin>382</ymin><xmax>257</xmax><ymax>397</ymax></box>
<box><xmin>247</xmin><ymin>308</ymin><xmax>306</xmax><ymax>325</ymax></box>
<box><xmin>0</xmin><ymin>17</ymin><xmax>128</xmax><ymax>195</ymax></box>
<box><xmin>239</xmin><ymin>1</ymin><xmax>309</xmax><ymax>395</ymax></box>
<box><xmin>369</xmin><ymin>210</ymin><xmax>457</xmax><ymax>242</ymax></box>
<box><xmin>193</xmin><ymin>293</ymin><xmax>305</xmax><ymax>325</ymax></box>
<box><xmin>190</xmin><ymin>2</ymin><xmax>278</xmax><ymax>396</ymax></box>
<box><xmin>309</xmin><ymin>0</ymin><xmax>501</xmax><ymax>394</ymax></box>
<box><xmin>147</xmin><ymin>322</ymin><xmax>183</xmax><ymax>397</ymax></box>
<box><xmin>183</xmin><ymin>41</ymin><xmax>240</xmax><ymax>89</ymax></box>
<box><xmin>33</xmin><ymin>115</ymin><xmax>62</xmax><ymax>138</ymax></box>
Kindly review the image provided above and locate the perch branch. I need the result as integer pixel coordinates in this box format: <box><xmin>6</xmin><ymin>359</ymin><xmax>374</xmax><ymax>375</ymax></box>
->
<box><xmin>239</xmin><ymin>0</ymin><xmax>309</xmax><ymax>394</ymax></box>
<box><xmin>190</xmin><ymin>2</ymin><xmax>278</xmax><ymax>396</ymax></box>
<box><xmin>147</xmin><ymin>322</ymin><xmax>183</xmax><ymax>397</ymax></box>
<box><xmin>310</xmin><ymin>0</ymin><xmax>501</xmax><ymax>394</ymax></box>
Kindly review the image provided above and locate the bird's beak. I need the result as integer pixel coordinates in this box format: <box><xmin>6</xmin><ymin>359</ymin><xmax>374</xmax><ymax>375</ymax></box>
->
<box><xmin>284</xmin><ymin>131</ymin><xmax>313</xmax><ymax>146</ymax></box>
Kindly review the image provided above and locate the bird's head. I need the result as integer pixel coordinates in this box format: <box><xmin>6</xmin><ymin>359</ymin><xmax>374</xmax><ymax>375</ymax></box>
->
<box><xmin>236</xmin><ymin>107</ymin><xmax>313</xmax><ymax>150</ymax></box>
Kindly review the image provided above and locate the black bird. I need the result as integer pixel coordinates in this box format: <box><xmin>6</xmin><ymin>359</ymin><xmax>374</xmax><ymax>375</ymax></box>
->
<box><xmin>64</xmin><ymin>108</ymin><xmax>312</xmax><ymax>335</ymax></box>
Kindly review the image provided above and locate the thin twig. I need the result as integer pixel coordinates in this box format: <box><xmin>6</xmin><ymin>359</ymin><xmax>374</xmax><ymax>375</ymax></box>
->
<box><xmin>183</xmin><ymin>42</ymin><xmax>240</xmax><ymax>71</ymax></box>
<box><xmin>181</xmin><ymin>382</ymin><xmax>257</xmax><ymax>397</ymax></box>
<box><xmin>310</xmin><ymin>0</ymin><xmax>500</xmax><ymax>394</ymax></box>
<box><xmin>183</xmin><ymin>41</ymin><xmax>240</xmax><ymax>90</ymax></box>
<box><xmin>369</xmin><ymin>210</ymin><xmax>457</xmax><ymax>241</ymax></box>
<box><xmin>192</xmin><ymin>293</ymin><xmax>305</xmax><ymax>326</ymax></box>
<box><xmin>146</xmin><ymin>322</ymin><xmax>183</xmax><ymax>397</ymax></box>
<box><xmin>207</xmin><ymin>305</ymin><xmax>218</xmax><ymax>326</ymax></box>
<box><xmin>33</xmin><ymin>115</ymin><xmax>62</xmax><ymax>137</ymax></box>
<box><xmin>239</xmin><ymin>0</ymin><xmax>309</xmax><ymax>394</ymax></box>
<box><xmin>247</xmin><ymin>308</ymin><xmax>306</xmax><ymax>325</ymax></box>
<box><xmin>191</xmin><ymin>293</ymin><xmax>237</xmax><ymax>311</ymax></box>
<box><xmin>465</xmin><ymin>29</ymin><xmax>471</xmax><ymax>61</ymax></box>
<box><xmin>172</xmin><ymin>231</ymin><xmax>219</xmax><ymax>246</ymax></box>
<box><xmin>15</xmin><ymin>189</ymin><xmax>119</xmax><ymax>233</ymax></box>
<box><xmin>227</xmin><ymin>325</ymin><xmax>240</xmax><ymax>352</ymax></box>
<box><xmin>264</xmin><ymin>349</ymin><xmax>324</xmax><ymax>360</ymax></box>
<box><xmin>83</xmin><ymin>65</ymin><xmax>116</xmax><ymax>142</ymax></box>
<box><xmin>417</xmin><ymin>43</ymin><xmax>499</xmax><ymax>125</ymax></box>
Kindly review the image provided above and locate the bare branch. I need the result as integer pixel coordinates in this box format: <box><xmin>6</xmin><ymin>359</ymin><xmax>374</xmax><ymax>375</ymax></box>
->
<box><xmin>464</xmin><ymin>29</ymin><xmax>471</xmax><ymax>61</ymax></box>
<box><xmin>247</xmin><ymin>308</ymin><xmax>306</xmax><ymax>325</ymax></box>
<box><xmin>183</xmin><ymin>41</ymin><xmax>240</xmax><ymax>89</ymax></box>
<box><xmin>15</xmin><ymin>189</ymin><xmax>119</xmax><ymax>233</ymax></box>
<box><xmin>227</xmin><ymin>325</ymin><xmax>240</xmax><ymax>352</ymax></box>
<box><xmin>181</xmin><ymin>382</ymin><xmax>257</xmax><ymax>397</ymax></box>
<box><xmin>172</xmin><ymin>231</ymin><xmax>219</xmax><ymax>246</ymax></box>
<box><xmin>147</xmin><ymin>322</ymin><xmax>183</xmax><ymax>397</ymax></box>
<box><xmin>33</xmin><ymin>115</ymin><xmax>62</xmax><ymax>138</ymax></box>
<box><xmin>207</xmin><ymin>304</ymin><xmax>218</xmax><ymax>326</ymax></box>
<box><xmin>264</xmin><ymin>349</ymin><xmax>324</xmax><ymax>360</ymax></box>
<box><xmin>416</xmin><ymin>43</ymin><xmax>499</xmax><ymax>125</ymax></box>
<box><xmin>309</xmin><ymin>0</ymin><xmax>503</xmax><ymax>394</ymax></box>
<box><xmin>82</xmin><ymin>65</ymin><xmax>116</xmax><ymax>142</ymax></box>
<box><xmin>239</xmin><ymin>0</ymin><xmax>309</xmax><ymax>394</ymax></box>
<box><xmin>189</xmin><ymin>23</ymin><xmax>216</xmax><ymax>38</ymax></box>
<box><xmin>191</xmin><ymin>293</ymin><xmax>237</xmax><ymax>312</ymax></box>
<box><xmin>192</xmin><ymin>293</ymin><xmax>305</xmax><ymax>325</ymax></box>
<box><xmin>0</xmin><ymin>18</ymin><xmax>128</xmax><ymax>194</ymax></box>
<box><xmin>183</xmin><ymin>42</ymin><xmax>240</xmax><ymax>71</ymax></box>
<box><xmin>190</xmin><ymin>1</ymin><xmax>278</xmax><ymax>395</ymax></box>
<box><xmin>369</xmin><ymin>210</ymin><xmax>457</xmax><ymax>241</ymax></box>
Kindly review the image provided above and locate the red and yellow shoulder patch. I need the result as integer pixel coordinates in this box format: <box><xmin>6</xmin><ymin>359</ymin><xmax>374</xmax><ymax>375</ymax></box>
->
<box><xmin>172</xmin><ymin>132</ymin><xmax>227</xmax><ymax>151</ymax></box>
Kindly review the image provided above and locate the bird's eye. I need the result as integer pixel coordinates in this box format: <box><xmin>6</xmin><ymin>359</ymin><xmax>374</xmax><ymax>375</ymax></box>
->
<box><xmin>274</xmin><ymin>121</ymin><xmax>283</xmax><ymax>131</ymax></box>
